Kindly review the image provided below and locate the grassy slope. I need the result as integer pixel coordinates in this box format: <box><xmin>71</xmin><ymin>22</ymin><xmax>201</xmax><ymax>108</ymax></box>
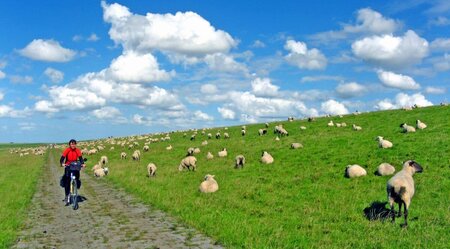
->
<box><xmin>0</xmin><ymin>147</ymin><xmax>45</xmax><ymax>249</ymax></box>
<box><xmin>87</xmin><ymin>106</ymin><xmax>449</xmax><ymax>248</ymax></box>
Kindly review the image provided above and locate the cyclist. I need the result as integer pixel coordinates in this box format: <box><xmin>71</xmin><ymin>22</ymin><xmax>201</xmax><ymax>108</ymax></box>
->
<box><xmin>60</xmin><ymin>139</ymin><xmax>86</xmax><ymax>206</ymax></box>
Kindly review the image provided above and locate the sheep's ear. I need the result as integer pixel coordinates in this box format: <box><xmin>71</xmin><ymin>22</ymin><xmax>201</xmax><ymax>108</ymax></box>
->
<box><xmin>408</xmin><ymin>160</ymin><xmax>415</xmax><ymax>166</ymax></box>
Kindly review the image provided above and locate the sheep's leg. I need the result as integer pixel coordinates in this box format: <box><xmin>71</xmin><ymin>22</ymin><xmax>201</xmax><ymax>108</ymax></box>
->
<box><xmin>397</xmin><ymin>202</ymin><xmax>402</xmax><ymax>217</ymax></box>
<box><xmin>403</xmin><ymin>201</ymin><xmax>409</xmax><ymax>227</ymax></box>
<box><xmin>388</xmin><ymin>197</ymin><xmax>395</xmax><ymax>223</ymax></box>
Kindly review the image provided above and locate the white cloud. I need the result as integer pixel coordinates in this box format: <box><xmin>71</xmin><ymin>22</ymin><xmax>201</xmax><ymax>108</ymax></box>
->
<box><xmin>352</xmin><ymin>30</ymin><xmax>429</xmax><ymax>69</ymax></box>
<box><xmin>107</xmin><ymin>51</ymin><xmax>174</xmax><ymax>83</ymax></box>
<box><xmin>377</xmin><ymin>70</ymin><xmax>420</xmax><ymax>90</ymax></box>
<box><xmin>335</xmin><ymin>82</ymin><xmax>367</xmax><ymax>98</ymax></box>
<box><xmin>203</xmin><ymin>53</ymin><xmax>248</xmax><ymax>73</ymax></box>
<box><xmin>218</xmin><ymin>107</ymin><xmax>236</xmax><ymax>120</ymax></box>
<box><xmin>432</xmin><ymin>53</ymin><xmax>450</xmax><ymax>71</ymax></box>
<box><xmin>10</xmin><ymin>75</ymin><xmax>33</xmax><ymax>84</ymax></box>
<box><xmin>0</xmin><ymin>91</ymin><xmax>3</xmax><ymax>101</ymax></box>
<box><xmin>132</xmin><ymin>114</ymin><xmax>152</xmax><ymax>126</ymax></box>
<box><xmin>0</xmin><ymin>70</ymin><xmax>5</xmax><ymax>79</ymax></box>
<box><xmin>0</xmin><ymin>105</ymin><xmax>30</xmax><ymax>118</ymax></box>
<box><xmin>18</xmin><ymin>122</ymin><xmax>36</xmax><ymax>131</ymax></box>
<box><xmin>251</xmin><ymin>77</ymin><xmax>279</xmax><ymax>97</ymax></box>
<box><xmin>193</xmin><ymin>110</ymin><xmax>214</xmax><ymax>121</ymax></box>
<box><xmin>429</xmin><ymin>16</ymin><xmax>450</xmax><ymax>26</ymax></box>
<box><xmin>44</xmin><ymin>67</ymin><xmax>64</xmax><ymax>83</ymax></box>
<box><xmin>284</xmin><ymin>40</ymin><xmax>327</xmax><ymax>70</ymax></box>
<box><xmin>19</xmin><ymin>39</ymin><xmax>76</xmax><ymax>62</ymax></box>
<box><xmin>91</xmin><ymin>106</ymin><xmax>121</xmax><ymax>119</ymax></box>
<box><xmin>375</xmin><ymin>93</ymin><xmax>433</xmax><ymax>110</ymax></box>
<box><xmin>430</xmin><ymin>38</ymin><xmax>450</xmax><ymax>51</ymax></box>
<box><xmin>72</xmin><ymin>35</ymin><xmax>83</xmax><ymax>42</ymax></box>
<box><xmin>300</xmin><ymin>75</ymin><xmax>343</xmax><ymax>83</ymax></box>
<box><xmin>200</xmin><ymin>84</ymin><xmax>218</xmax><ymax>94</ymax></box>
<box><xmin>321</xmin><ymin>100</ymin><xmax>349</xmax><ymax>115</ymax></box>
<box><xmin>87</xmin><ymin>33</ymin><xmax>100</xmax><ymax>42</ymax></box>
<box><xmin>251</xmin><ymin>40</ymin><xmax>266</xmax><ymax>48</ymax></box>
<box><xmin>425</xmin><ymin>86</ymin><xmax>446</xmax><ymax>94</ymax></box>
<box><xmin>34</xmin><ymin>100</ymin><xmax>58</xmax><ymax>113</ymax></box>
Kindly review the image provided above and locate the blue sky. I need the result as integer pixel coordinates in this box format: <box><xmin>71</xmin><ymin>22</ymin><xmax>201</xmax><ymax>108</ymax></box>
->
<box><xmin>0</xmin><ymin>0</ymin><xmax>449</xmax><ymax>143</ymax></box>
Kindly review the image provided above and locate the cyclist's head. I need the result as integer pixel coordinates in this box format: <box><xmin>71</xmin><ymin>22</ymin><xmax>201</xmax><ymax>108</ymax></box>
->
<box><xmin>69</xmin><ymin>139</ymin><xmax>77</xmax><ymax>146</ymax></box>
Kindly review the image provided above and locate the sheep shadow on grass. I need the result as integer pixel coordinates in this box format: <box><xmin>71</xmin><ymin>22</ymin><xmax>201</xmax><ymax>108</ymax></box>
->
<box><xmin>363</xmin><ymin>201</ymin><xmax>392</xmax><ymax>221</ymax></box>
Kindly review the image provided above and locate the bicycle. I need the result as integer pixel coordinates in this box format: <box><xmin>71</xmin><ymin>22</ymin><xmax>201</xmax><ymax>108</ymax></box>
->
<box><xmin>68</xmin><ymin>161</ymin><xmax>83</xmax><ymax>210</ymax></box>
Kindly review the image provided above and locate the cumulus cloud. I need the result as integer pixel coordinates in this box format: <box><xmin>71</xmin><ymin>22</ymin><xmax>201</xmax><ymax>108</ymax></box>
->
<box><xmin>193</xmin><ymin>110</ymin><xmax>214</xmax><ymax>121</ymax></box>
<box><xmin>377</xmin><ymin>70</ymin><xmax>420</xmax><ymax>90</ymax></box>
<box><xmin>352</xmin><ymin>30</ymin><xmax>429</xmax><ymax>69</ymax></box>
<box><xmin>203</xmin><ymin>53</ymin><xmax>248</xmax><ymax>73</ymax></box>
<box><xmin>217</xmin><ymin>107</ymin><xmax>236</xmax><ymax>120</ymax></box>
<box><xmin>429</xmin><ymin>16</ymin><xmax>450</xmax><ymax>26</ymax></box>
<box><xmin>35</xmin><ymin>86</ymin><xmax>106</xmax><ymax>112</ymax></box>
<box><xmin>91</xmin><ymin>106</ymin><xmax>121</xmax><ymax>119</ymax></box>
<box><xmin>251</xmin><ymin>77</ymin><xmax>279</xmax><ymax>97</ymax></box>
<box><xmin>425</xmin><ymin>86</ymin><xmax>446</xmax><ymax>94</ymax></box>
<box><xmin>44</xmin><ymin>67</ymin><xmax>64</xmax><ymax>83</ymax></box>
<box><xmin>335</xmin><ymin>82</ymin><xmax>367</xmax><ymax>98</ymax></box>
<box><xmin>0</xmin><ymin>105</ymin><xmax>30</xmax><ymax>118</ymax></box>
<box><xmin>200</xmin><ymin>84</ymin><xmax>218</xmax><ymax>94</ymax></box>
<box><xmin>432</xmin><ymin>53</ymin><xmax>450</xmax><ymax>71</ymax></box>
<box><xmin>9</xmin><ymin>75</ymin><xmax>33</xmax><ymax>84</ymax></box>
<box><xmin>284</xmin><ymin>40</ymin><xmax>327</xmax><ymax>70</ymax></box>
<box><xmin>19</xmin><ymin>39</ymin><xmax>76</xmax><ymax>62</ymax></box>
<box><xmin>321</xmin><ymin>99</ymin><xmax>349</xmax><ymax>115</ymax></box>
<box><xmin>375</xmin><ymin>93</ymin><xmax>433</xmax><ymax>110</ymax></box>
<box><xmin>430</xmin><ymin>38</ymin><xmax>450</xmax><ymax>51</ymax></box>
<box><xmin>300</xmin><ymin>75</ymin><xmax>343</xmax><ymax>83</ymax></box>
<box><xmin>19</xmin><ymin>122</ymin><xmax>36</xmax><ymax>131</ymax></box>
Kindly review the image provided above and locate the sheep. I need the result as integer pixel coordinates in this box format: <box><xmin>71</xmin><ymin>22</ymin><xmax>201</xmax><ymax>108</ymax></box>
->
<box><xmin>300</xmin><ymin>126</ymin><xmax>306</xmax><ymax>130</ymax></box>
<box><xmin>92</xmin><ymin>164</ymin><xmax>102</xmax><ymax>171</ymax></box>
<box><xmin>288</xmin><ymin>116</ymin><xmax>294</xmax><ymax>122</ymax></box>
<box><xmin>336</xmin><ymin>123</ymin><xmax>342</xmax><ymax>127</ymax></box>
<box><xmin>341</xmin><ymin>122</ymin><xmax>347</xmax><ymax>127</ymax></box>
<box><xmin>275</xmin><ymin>136</ymin><xmax>280</xmax><ymax>141</ymax></box>
<box><xmin>201</xmin><ymin>140</ymin><xmax>208</xmax><ymax>146</ymax></box>
<box><xmin>207</xmin><ymin>133</ymin><xmax>212</xmax><ymax>139</ymax></box>
<box><xmin>190</xmin><ymin>134</ymin><xmax>196</xmax><ymax>141</ymax></box>
<box><xmin>279</xmin><ymin>128</ymin><xmax>289</xmax><ymax>136</ymax></box>
<box><xmin>215</xmin><ymin>132</ymin><xmax>221</xmax><ymax>139</ymax></box>
<box><xmin>224</xmin><ymin>132</ymin><xmax>230</xmax><ymax>139</ymax></box>
<box><xmin>99</xmin><ymin>156</ymin><xmax>108</xmax><ymax>166</ymax></box>
<box><xmin>265</xmin><ymin>122</ymin><xmax>269</xmax><ymax>128</ymax></box>
<box><xmin>345</xmin><ymin>165</ymin><xmax>367</xmax><ymax>178</ymax></box>
<box><xmin>274</xmin><ymin>125</ymin><xmax>283</xmax><ymax>134</ymax></box>
<box><xmin>199</xmin><ymin>174</ymin><xmax>219</xmax><ymax>193</ymax></box>
<box><xmin>193</xmin><ymin>147</ymin><xmax>201</xmax><ymax>154</ymax></box>
<box><xmin>235</xmin><ymin>155</ymin><xmax>245</xmax><ymax>169</ymax></box>
<box><xmin>387</xmin><ymin>160</ymin><xmax>423</xmax><ymax>226</ymax></box>
<box><xmin>328</xmin><ymin>120</ymin><xmax>334</xmax><ymax>127</ymax></box>
<box><xmin>166</xmin><ymin>145</ymin><xmax>173</xmax><ymax>150</ymax></box>
<box><xmin>258</xmin><ymin>129</ymin><xmax>267</xmax><ymax>136</ymax></box>
<box><xmin>132</xmin><ymin>151</ymin><xmax>140</xmax><ymax>161</ymax></box>
<box><xmin>94</xmin><ymin>167</ymin><xmax>109</xmax><ymax>177</ymax></box>
<box><xmin>147</xmin><ymin>163</ymin><xmax>157</xmax><ymax>177</ymax></box>
<box><xmin>261</xmin><ymin>151</ymin><xmax>274</xmax><ymax>164</ymax></box>
<box><xmin>291</xmin><ymin>143</ymin><xmax>303</xmax><ymax>149</ymax></box>
<box><xmin>308</xmin><ymin>117</ymin><xmax>315</xmax><ymax>122</ymax></box>
<box><xmin>400</xmin><ymin>123</ymin><xmax>416</xmax><ymax>133</ymax></box>
<box><xmin>186</xmin><ymin>147</ymin><xmax>194</xmax><ymax>156</ymax></box>
<box><xmin>218</xmin><ymin>148</ymin><xmax>228</xmax><ymax>157</ymax></box>
<box><xmin>143</xmin><ymin>145</ymin><xmax>149</xmax><ymax>152</ymax></box>
<box><xmin>206</xmin><ymin>152</ymin><xmax>214</xmax><ymax>160</ymax></box>
<box><xmin>416</xmin><ymin>120</ymin><xmax>427</xmax><ymax>130</ymax></box>
<box><xmin>241</xmin><ymin>129</ymin><xmax>246</xmax><ymax>136</ymax></box>
<box><xmin>352</xmin><ymin>124</ymin><xmax>362</xmax><ymax>131</ymax></box>
<box><xmin>376</xmin><ymin>136</ymin><xmax>393</xmax><ymax>149</ymax></box>
<box><xmin>178</xmin><ymin>156</ymin><xmax>197</xmax><ymax>171</ymax></box>
<box><xmin>376</xmin><ymin>163</ymin><xmax>396</xmax><ymax>176</ymax></box>
<box><xmin>120</xmin><ymin>152</ymin><xmax>127</xmax><ymax>160</ymax></box>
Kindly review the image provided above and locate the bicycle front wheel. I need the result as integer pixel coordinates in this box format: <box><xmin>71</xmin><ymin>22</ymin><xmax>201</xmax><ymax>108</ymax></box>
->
<box><xmin>71</xmin><ymin>179</ymin><xmax>78</xmax><ymax>210</ymax></box>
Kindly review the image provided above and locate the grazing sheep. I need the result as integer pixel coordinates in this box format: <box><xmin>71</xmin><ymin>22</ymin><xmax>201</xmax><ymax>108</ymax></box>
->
<box><xmin>120</xmin><ymin>152</ymin><xmax>127</xmax><ymax>160</ymax></box>
<box><xmin>308</xmin><ymin>117</ymin><xmax>315</xmax><ymax>122</ymax></box>
<box><xmin>143</xmin><ymin>145</ymin><xmax>149</xmax><ymax>152</ymax></box>
<box><xmin>207</xmin><ymin>133</ymin><xmax>212</xmax><ymax>139</ymax></box>
<box><xmin>147</xmin><ymin>163</ymin><xmax>157</xmax><ymax>177</ymax></box>
<box><xmin>187</xmin><ymin>147</ymin><xmax>195</xmax><ymax>156</ymax></box>
<box><xmin>279</xmin><ymin>128</ymin><xmax>289</xmax><ymax>136</ymax></box>
<box><xmin>201</xmin><ymin>140</ymin><xmax>208</xmax><ymax>146</ymax></box>
<box><xmin>235</xmin><ymin>155</ymin><xmax>245</xmax><ymax>169</ymax></box>
<box><xmin>376</xmin><ymin>136</ymin><xmax>393</xmax><ymax>149</ymax></box>
<box><xmin>242</xmin><ymin>125</ymin><xmax>247</xmax><ymax>130</ymax></box>
<box><xmin>190</xmin><ymin>134</ymin><xmax>196</xmax><ymax>141</ymax></box>
<box><xmin>241</xmin><ymin>129</ymin><xmax>246</xmax><ymax>136</ymax></box>
<box><xmin>328</xmin><ymin>120</ymin><xmax>334</xmax><ymax>127</ymax></box>
<box><xmin>265</xmin><ymin>122</ymin><xmax>269</xmax><ymax>128</ymax></box>
<box><xmin>258</xmin><ymin>129</ymin><xmax>267</xmax><ymax>136</ymax></box>
<box><xmin>400</xmin><ymin>123</ymin><xmax>416</xmax><ymax>133</ymax></box>
<box><xmin>288</xmin><ymin>116</ymin><xmax>294</xmax><ymax>122</ymax></box>
<box><xmin>261</xmin><ymin>151</ymin><xmax>274</xmax><ymax>164</ymax></box>
<box><xmin>376</xmin><ymin>163</ymin><xmax>396</xmax><ymax>176</ymax></box>
<box><xmin>132</xmin><ymin>151</ymin><xmax>140</xmax><ymax>161</ymax></box>
<box><xmin>166</xmin><ymin>145</ymin><xmax>173</xmax><ymax>150</ymax></box>
<box><xmin>224</xmin><ymin>132</ymin><xmax>230</xmax><ymax>139</ymax></box>
<box><xmin>218</xmin><ymin>148</ymin><xmax>228</xmax><ymax>157</ymax></box>
<box><xmin>215</xmin><ymin>132</ymin><xmax>221</xmax><ymax>139</ymax></box>
<box><xmin>387</xmin><ymin>160</ymin><xmax>423</xmax><ymax>226</ymax></box>
<box><xmin>94</xmin><ymin>167</ymin><xmax>109</xmax><ymax>177</ymax></box>
<box><xmin>178</xmin><ymin>156</ymin><xmax>197</xmax><ymax>171</ymax></box>
<box><xmin>345</xmin><ymin>165</ymin><xmax>367</xmax><ymax>178</ymax></box>
<box><xmin>352</xmin><ymin>124</ymin><xmax>362</xmax><ymax>131</ymax></box>
<box><xmin>193</xmin><ymin>147</ymin><xmax>201</xmax><ymax>154</ymax></box>
<box><xmin>416</xmin><ymin>120</ymin><xmax>427</xmax><ymax>130</ymax></box>
<box><xmin>199</xmin><ymin>174</ymin><xmax>219</xmax><ymax>193</ymax></box>
<box><xmin>291</xmin><ymin>143</ymin><xmax>303</xmax><ymax>149</ymax></box>
<box><xmin>206</xmin><ymin>152</ymin><xmax>214</xmax><ymax>160</ymax></box>
<box><xmin>99</xmin><ymin>156</ymin><xmax>108</xmax><ymax>166</ymax></box>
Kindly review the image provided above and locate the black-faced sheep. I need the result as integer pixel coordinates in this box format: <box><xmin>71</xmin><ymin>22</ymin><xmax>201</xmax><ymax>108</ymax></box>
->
<box><xmin>235</xmin><ymin>155</ymin><xmax>245</xmax><ymax>169</ymax></box>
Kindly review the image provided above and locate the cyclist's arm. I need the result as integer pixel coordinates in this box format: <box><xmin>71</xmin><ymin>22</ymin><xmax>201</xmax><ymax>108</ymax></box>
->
<box><xmin>59</xmin><ymin>156</ymin><xmax>66</xmax><ymax>166</ymax></box>
<box><xmin>78</xmin><ymin>156</ymin><xmax>85</xmax><ymax>165</ymax></box>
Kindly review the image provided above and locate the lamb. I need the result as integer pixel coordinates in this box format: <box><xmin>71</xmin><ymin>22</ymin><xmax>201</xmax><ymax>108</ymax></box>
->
<box><xmin>400</xmin><ymin>123</ymin><xmax>416</xmax><ymax>133</ymax></box>
<box><xmin>120</xmin><ymin>152</ymin><xmax>127</xmax><ymax>160</ymax></box>
<box><xmin>206</xmin><ymin>152</ymin><xmax>214</xmax><ymax>160</ymax></box>
<box><xmin>376</xmin><ymin>136</ymin><xmax>393</xmax><ymax>149</ymax></box>
<box><xmin>328</xmin><ymin>120</ymin><xmax>334</xmax><ymax>127</ymax></box>
<box><xmin>218</xmin><ymin>148</ymin><xmax>228</xmax><ymax>157</ymax></box>
<box><xmin>261</xmin><ymin>151</ymin><xmax>274</xmax><ymax>164</ymax></box>
<box><xmin>416</xmin><ymin>120</ymin><xmax>427</xmax><ymax>130</ymax></box>
<box><xmin>235</xmin><ymin>155</ymin><xmax>245</xmax><ymax>169</ymax></box>
<box><xmin>275</xmin><ymin>136</ymin><xmax>280</xmax><ymax>141</ymax></box>
<box><xmin>147</xmin><ymin>163</ymin><xmax>157</xmax><ymax>177</ymax></box>
<box><xmin>199</xmin><ymin>174</ymin><xmax>219</xmax><ymax>193</ymax></box>
<box><xmin>94</xmin><ymin>167</ymin><xmax>109</xmax><ymax>177</ymax></box>
<box><xmin>345</xmin><ymin>165</ymin><xmax>367</xmax><ymax>178</ymax></box>
<box><xmin>99</xmin><ymin>155</ymin><xmax>108</xmax><ymax>166</ymax></box>
<box><xmin>352</xmin><ymin>124</ymin><xmax>362</xmax><ymax>131</ymax></box>
<box><xmin>291</xmin><ymin>143</ymin><xmax>303</xmax><ymax>149</ymax></box>
<box><xmin>178</xmin><ymin>156</ymin><xmax>197</xmax><ymax>171</ymax></box>
<box><xmin>387</xmin><ymin>160</ymin><xmax>423</xmax><ymax>226</ymax></box>
<box><xmin>376</xmin><ymin>163</ymin><xmax>396</xmax><ymax>176</ymax></box>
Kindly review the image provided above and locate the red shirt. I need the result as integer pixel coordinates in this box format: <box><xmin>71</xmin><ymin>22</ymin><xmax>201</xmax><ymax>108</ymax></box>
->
<box><xmin>62</xmin><ymin>148</ymin><xmax>82</xmax><ymax>165</ymax></box>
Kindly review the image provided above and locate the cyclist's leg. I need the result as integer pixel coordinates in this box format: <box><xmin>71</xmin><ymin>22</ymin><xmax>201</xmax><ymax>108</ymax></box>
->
<box><xmin>64</xmin><ymin>167</ymin><xmax>71</xmax><ymax>197</ymax></box>
<box><xmin>73</xmin><ymin>170</ymin><xmax>81</xmax><ymax>189</ymax></box>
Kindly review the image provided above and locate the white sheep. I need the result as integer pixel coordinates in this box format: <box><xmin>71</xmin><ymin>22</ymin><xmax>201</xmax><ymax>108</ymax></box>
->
<box><xmin>132</xmin><ymin>151</ymin><xmax>140</xmax><ymax>161</ymax></box>
<box><xmin>207</xmin><ymin>133</ymin><xmax>212</xmax><ymax>139</ymax></box>
<box><xmin>206</xmin><ymin>152</ymin><xmax>214</xmax><ymax>160</ymax></box>
<box><xmin>187</xmin><ymin>147</ymin><xmax>194</xmax><ymax>156</ymax></box>
<box><xmin>241</xmin><ymin>129</ymin><xmax>246</xmax><ymax>136</ymax></box>
<box><xmin>400</xmin><ymin>123</ymin><xmax>416</xmax><ymax>133</ymax></box>
<box><xmin>376</xmin><ymin>136</ymin><xmax>393</xmax><ymax>149</ymax></box>
<box><xmin>258</xmin><ymin>129</ymin><xmax>267</xmax><ymax>136</ymax></box>
<box><xmin>387</xmin><ymin>160</ymin><xmax>423</xmax><ymax>226</ymax></box>
<box><xmin>291</xmin><ymin>143</ymin><xmax>303</xmax><ymax>149</ymax></box>
<box><xmin>143</xmin><ymin>145</ymin><xmax>149</xmax><ymax>152</ymax></box>
<box><xmin>193</xmin><ymin>147</ymin><xmax>201</xmax><ymax>154</ymax></box>
<box><xmin>147</xmin><ymin>163</ymin><xmax>157</xmax><ymax>177</ymax></box>
<box><xmin>224</xmin><ymin>132</ymin><xmax>230</xmax><ymax>139</ymax></box>
<box><xmin>261</xmin><ymin>151</ymin><xmax>274</xmax><ymax>164</ymax></box>
<box><xmin>201</xmin><ymin>140</ymin><xmax>208</xmax><ymax>146</ymax></box>
<box><xmin>178</xmin><ymin>156</ymin><xmax>197</xmax><ymax>171</ymax></box>
<box><xmin>376</xmin><ymin>163</ymin><xmax>396</xmax><ymax>176</ymax></box>
<box><xmin>92</xmin><ymin>164</ymin><xmax>102</xmax><ymax>171</ymax></box>
<box><xmin>352</xmin><ymin>124</ymin><xmax>362</xmax><ymax>131</ymax></box>
<box><xmin>328</xmin><ymin>120</ymin><xmax>334</xmax><ymax>127</ymax></box>
<box><xmin>416</xmin><ymin>120</ymin><xmax>427</xmax><ymax>130</ymax></box>
<box><xmin>166</xmin><ymin>144</ymin><xmax>173</xmax><ymax>150</ymax></box>
<box><xmin>235</xmin><ymin>155</ymin><xmax>245</xmax><ymax>169</ymax></box>
<box><xmin>120</xmin><ymin>152</ymin><xmax>127</xmax><ymax>160</ymax></box>
<box><xmin>215</xmin><ymin>132</ymin><xmax>221</xmax><ymax>139</ymax></box>
<box><xmin>300</xmin><ymin>126</ymin><xmax>306</xmax><ymax>130</ymax></box>
<box><xmin>99</xmin><ymin>155</ymin><xmax>108</xmax><ymax>166</ymax></box>
<box><xmin>94</xmin><ymin>167</ymin><xmax>109</xmax><ymax>177</ymax></box>
<box><xmin>275</xmin><ymin>136</ymin><xmax>280</xmax><ymax>141</ymax></box>
<box><xmin>218</xmin><ymin>148</ymin><xmax>228</xmax><ymax>157</ymax></box>
<box><xmin>345</xmin><ymin>165</ymin><xmax>367</xmax><ymax>178</ymax></box>
<box><xmin>199</xmin><ymin>174</ymin><xmax>219</xmax><ymax>193</ymax></box>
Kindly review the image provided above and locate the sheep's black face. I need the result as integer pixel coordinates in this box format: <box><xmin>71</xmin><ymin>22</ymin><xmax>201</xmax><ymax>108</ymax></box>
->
<box><xmin>400</xmin><ymin>123</ymin><xmax>405</xmax><ymax>128</ymax></box>
<box><xmin>409</xmin><ymin>161</ymin><xmax>423</xmax><ymax>173</ymax></box>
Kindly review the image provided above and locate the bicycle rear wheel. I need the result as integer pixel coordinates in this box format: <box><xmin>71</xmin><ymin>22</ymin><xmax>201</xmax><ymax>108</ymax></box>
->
<box><xmin>71</xmin><ymin>179</ymin><xmax>78</xmax><ymax>210</ymax></box>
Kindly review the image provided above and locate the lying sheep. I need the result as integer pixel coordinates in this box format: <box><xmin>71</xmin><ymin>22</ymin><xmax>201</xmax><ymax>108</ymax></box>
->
<box><xmin>416</xmin><ymin>120</ymin><xmax>427</xmax><ymax>130</ymax></box>
<box><xmin>376</xmin><ymin>163</ymin><xmax>396</xmax><ymax>176</ymax></box>
<box><xmin>199</xmin><ymin>174</ymin><xmax>218</xmax><ymax>193</ymax></box>
<box><xmin>345</xmin><ymin>165</ymin><xmax>367</xmax><ymax>178</ymax></box>
<box><xmin>120</xmin><ymin>152</ymin><xmax>127</xmax><ymax>160</ymax></box>
<box><xmin>328</xmin><ymin>120</ymin><xmax>334</xmax><ymax>127</ymax></box>
<box><xmin>291</xmin><ymin>143</ymin><xmax>303</xmax><ymax>149</ymax></box>
<box><xmin>376</xmin><ymin>136</ymin><xmax>393</xmax><ymax>149</ymax></box>
<box><xmin>99</xmin><ymin>156</ymin><xmax>108</xmax><ymax>166</ymax></box>
<box><xmin>201</xmin><ymin>140</ymin><xmax>208</xmax><ymax>146</ymax></box>
<box><xmin>261</xmin><ymin>151</ymin><xmax>274</xmax><ymax>164</ymax></box>
<box><xmin>206</xmin><ymin>152</ymin><xmax>214</xmax><ymax>160</ymax></box>
<box><xmin>178</xmin><ymin>156</ymin><xmax>197</xmax><ymax>171</ymax></box>
<box><xmin>300</xmin><ymin>126</ymin><xmax>306</xmax><ymax>130</ymax></box>
<box><xmin>94</xmin><ymin>167</ymin><xmax>109</xmax><ymax>177</ymax></box>
<box><xmin>147</xmin><ymin>163</ymin><xmax>157</xmax><ymax>177</ymax></box>
<box><xmin>193</xmin><ymin>147</ymin><xmax>201</xmax><ymax>154</ymax></box>
<box><xmin>92</xmin><ymin>164</ymin><xmax>102</xmax><ymax>171</ymax></box>
<box><xmin>218</xmin><ymin>148</ymin><xmax>228</xmax><ymax>157</ymax></box>
<box><xmin>352</xmin><ymin>124</ymin><xmax>362</xmax><ymax>131</ymax></box>
<box><xmin>235</xmin><ymin>155</ymin><xmax>245</xmax><ymax>169</ymax></box>
<box><xmin>387</xmin><ymin>160</ymin><xmax>423</xmax><ymax>226</ymax></box>
<box><xmin>400</xmin><ymin>123</ymin><xmax>416</xmax><ymax>133</ymax></box>
<box><xmin>275</xmin><ymin>136</ymin><xmax>280</xmax><ymax>141</ymax></box>
<box><xmin>166</xmin><ymin>145</ymin><xmax>173</xmax><ymax>150</ymax></box>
